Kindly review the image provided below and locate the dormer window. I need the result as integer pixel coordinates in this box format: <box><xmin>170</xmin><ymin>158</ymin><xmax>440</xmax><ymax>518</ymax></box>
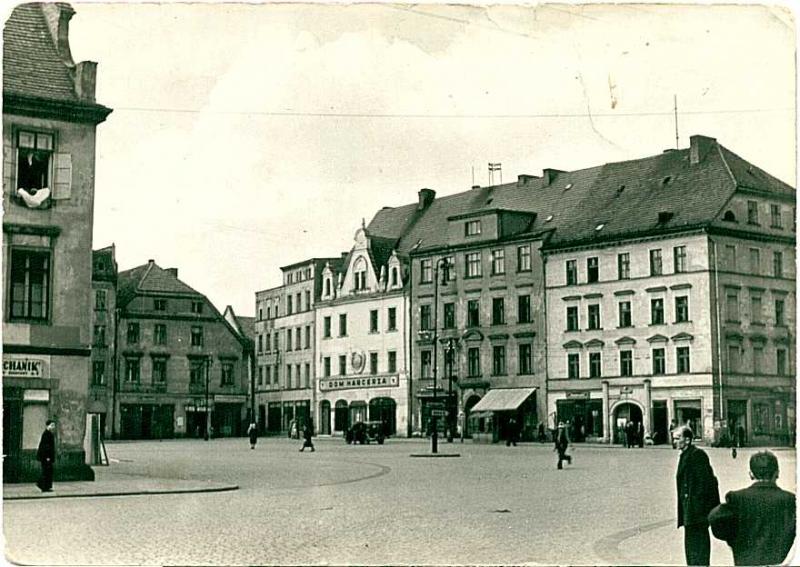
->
<box><xmin>324</xmin><ymin>277</ymin><xmax>332</xmax><ymax>297</ymax></box>
<box><xmin>391</xmin><ymin>267</ymin><xmax>399</xmax><ymax>287</ymax></box>
<box><xmin>353</xmin><ymin>258</ymin><xmax>367</xmax><ymax>291</ymax></box>
<box><xmin>465</xmin><ymin>220</ymin><xmax>481</xmax><ymax>236</ymax></box>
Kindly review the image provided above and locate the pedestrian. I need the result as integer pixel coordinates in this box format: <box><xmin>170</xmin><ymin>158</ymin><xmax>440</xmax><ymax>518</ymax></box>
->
<box><xmin>36</xmin><ymin>419</ymin><xmax>56</xmax><ymax>493</ymax></box>
<box><xmin>708</xmin><ymin>450</ymin><xmax>795</xmax><ymax>566</ymax></box>
<box><xmin>675</xmin><ymin>426</ymin><xmax>720</xmax><ymax>566</ymax></box>
<box><xmin>506</xmin><ymin>417</ymin><xmax>518</xmax><ymax>447</ymax></box>
<box><xmin>299</xmin><ymin>419</ymin><xmax>315</xmax><ymax>452</ymax></box>
<box><xmin>637</xmin><ymin>422</ymin><xmax>644</xmax><ymax>448</ymax></box>
<box><xmin>247</xmin><ymin>422</ymin><xmax>258</xmax><ymax>450</ymax></box>
<box><xmin>555</xmin><ymin>421</ymin><xmax>572</xmax><ymax>469</ymax></box>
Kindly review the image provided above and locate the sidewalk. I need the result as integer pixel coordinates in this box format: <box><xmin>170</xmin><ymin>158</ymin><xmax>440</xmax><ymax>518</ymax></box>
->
<box><xmin>3</xmin><ymin>466</ymin><xmax>238</xmax><ymax>501</ymax></box>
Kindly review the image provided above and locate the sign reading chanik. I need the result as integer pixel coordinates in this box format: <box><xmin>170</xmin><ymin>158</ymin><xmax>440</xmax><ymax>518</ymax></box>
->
<box><xmin>3</xmin><ymin>356</ymin><xmax>46</xmax><ymax>378</ymax></box>
<box><xmin>319</xmin><ymin>374</ymin><xmax>399</xmax><ymax>392</ymax></box>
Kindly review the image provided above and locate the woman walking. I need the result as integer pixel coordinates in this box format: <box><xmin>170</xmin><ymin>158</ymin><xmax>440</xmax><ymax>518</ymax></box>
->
<box><xmin>247</xmin><ymin>422</ymin><xmax>258</xmax><ymax>450</ymax></box>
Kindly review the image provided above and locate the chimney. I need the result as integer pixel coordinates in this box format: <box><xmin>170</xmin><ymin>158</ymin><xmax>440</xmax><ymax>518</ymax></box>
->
<box><xmin>74</xmin><ymin>61</ymin><xmax>98</xmax><ymax>102</ymax></box>
<box><xmin>166</xmin><ymin>268</ymin><xmax>178</xmax><ymax>278</ymax></box>
<box><xmin>417</xmin><ymin>188</ymin><xmax>436</xmax><ymax>211</ymax></box>
<box><xmin>471</xmin><ymin>185</ymin><xmax>480</xmax><ymax>190</ymax></box>
<box><xmin>690</xmin><ymin>135</ymin><xmax>716</xmax><ymax>165</ymax></box>
<box><xmin>41</xmin><ymin>4</ymin><xmax>76</xmax><ymax>66</ymax></box>
<box><xmin>517</xmin><ymin>174</ymin><xmax>538</xmax><ymax>187</ymax></box>
<box><xmin>542</xmin><ymin>168</ymin><xmax>564</xmax><ymax>187</ymax></box>
<box><xmin>148</xmin><ymin>259</ymin><xmax>155</xmax><ymax>265</ymax></box>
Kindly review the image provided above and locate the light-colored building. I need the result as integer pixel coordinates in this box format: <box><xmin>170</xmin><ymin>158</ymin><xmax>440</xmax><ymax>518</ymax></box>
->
<box><xmin>315</xmin><ymin>227</ymin><xmax>410</xmax><ymax>436</ymax></box>
<box><xmin>3</xmin><ymin>3</ymin><xmax>112</xmax><ymax>482</ymax></box>
<box><xmin>90</xmin><ymin>245</ymin><xmax>118</xmax><ymax>439</ymax></box>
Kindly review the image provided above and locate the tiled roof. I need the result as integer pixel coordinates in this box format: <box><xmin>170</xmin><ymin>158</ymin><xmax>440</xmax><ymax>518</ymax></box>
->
<box><xmin>117</xmin><ymin>261</ymin><xmax>202</xmax><ymax>308</ymax></box>
<box><xmin>718</xmin><ymin>146</ymin><xmax>795</xmax><ymax>196</ymax></box>
<box><xmin>3</xmin><ymin>3</ymin><xmax>79</xmax><ymax>102</ymax></box>
<box><xmin>235</xmin><ymin>316</ymin><xmax>256</xmax><ymax>341</ymax></box>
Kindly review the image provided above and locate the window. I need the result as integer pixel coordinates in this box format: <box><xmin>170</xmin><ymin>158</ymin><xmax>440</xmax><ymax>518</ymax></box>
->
<box><xmin>305</xmin><ymin>290</ymin><xmax>311</xmax><ymax>311</ymax></box>
<box><xmin>771</xmin><ymin>204</ymin><xmax>782</xmax><ymax>228</ymax></box>
<box><xmin>9</xmin><ymin>249</ymin><xmax>50</xmax><ymax>321</ymax></box>
<box><xmin>191</xmin><ymin>301</ymin><xmax>203</xmax><ymax>314</ymax></box>
<box><xmin>777</xmin><ymin>349</ymin><xmax>788</xmax><ymax>375</ymax></box>
<box><xmin>286</xmin><ymin>365</ymin><xmax>292</xmax><ymax>388</ymax></box>
<box><xmin>304</xmin><ymin>363</ymin><xmax>311</xmax><ymax>388</ymax></box>
<box><xmin>517</xmin><ymin>245</ymin><xmax>531</xmax><ymax>272</ymax></box>
<box><xmin>127</xmin><ymin>322</ymin><xmax>140</xmax><ymax>344</ymax></box>
<box><xmin>617</xmin><ymin>253</ymin><xmax>630</xmax><ymax>280</ymax></box>
<box><xmin>651</xmin><ymin>298</ymin><xmax>664</xmax><ymax>325</ymax></box>
<box><xmin>652</xmin><ymin>348</ymin><xmax>665</xmax><ymax>375</ymax></box>
<box><xmin>444</xmin><ymin>347</ymin><xmax>455</xmax><ymax>378</ymax></box>
<box><xmin>726</xmin><ymin>291</ymin><xmax>740</xmax><ymax>322</ymax></box>
<box><xmin>749</xmin><ymin>248</ymin><xmax>761</xmax><ymax>275</ymax></box>
<box><xmin>323</xmin><ymin>316</ymin><xmax>332</xmax><ymax>338</ymax></box>
<box><xmin>587</xmin><ymin>257</ymin><xmax>599</xmax><ymax>283</ymax></box>
<box><xmin>467</xmin><ymin>299</ymin><xmax>480</xmax><ymax>327</ymax></box>
<box><xmin>257</xmin><ymin>366</ymin><xmax>263</xmax><ymax>386</ymax></box>
<box><xmin>618</xmin><ymin>301</ymin><xmax>632</xmax><ymax>328</ymax></box>
<box><xmin>727</xmin><ymin>345</ymin><xmax>740</xmax><ymax>373</ymax></box>
<box><xmin>324</xmin><ymin>357</ymin><xmax>331</xmax><ymax>377</ymax></box>
<box><xmin>305</xmin><ymin>326</ymin><xmax>311</xmax><ymax>349</ymax></box>
<box><xmin>370</xmin><ymin>352</ymin><xmax>378</xmax><ymax>375</ymax></box>
<box><xmin>753</xmin><ymin>346</ymin><xmax>764</xmax><ymax>374</ymax></box>
<box><xmin>420</xmin><ymin>259</ymin><xmax>433</xmax><ymax>283</ymax></box>
<box><xmin>286</xmin><ymin>329</ymin><xmax>292</xmax><ymax>351</ymax></box>
<box><xmin>492</xmin><ymin>345</ymin><xmax>506</xmax><ymax>375</ymax></box>
<box><xmin>339</xmin><ymin>314</ymin><xmax>347</xmax><ymax>336</ymax></box>
<box><xmin>154</xmin><ymin>323</ymin><xmax>167</xmax><ymax>346</ymax></box>
<box><xmin>388</xmin><ymin>351</ymin><xmax>397</xmax><ymax>373</ymax></box>
<box><xmin>467</xmin><ymin>347</ymin><xmax>481</xmax><ymax>377</ymax></box>
<box><xmin>16</xmin><ymin>130</ymin><xmax>54</xmax><ymax>193</ymax></box>
<box><xmin>125</xmin><ymin>358</ymin><xmax>141</xmax><ymax>383</ymax></box>
<box><xmin>420</xmin><ymin>304</ymin><xmax>432</xmax><ymax>331</ymax></box>
<box><xmin>747</xmin><ymin>200</ymin><xmax>759</xmax><ymax>224</ymax></box>
<box><xmin>93</xmin><ymin>325</ymin><xmax>106</xmax><ymax>347</ymax></box>
<box><xmin>568</xmin><ymin>353</ymin><xmax>580</xmax><ymax>379</ymax></box>
<box><xmin>589</xmin><ymin>352</ymin><xmax>602</xmax><ymax>378</ymax></box>
<box><xmin>287</xmin><ymin>295</ymin><xmax>293</xmax><ymax>315</ymax></box>
<box><xmin>295</xmin><ymin>328</ymin><xmax>301</xmax><ymax>350</ymax></box>
<box><xmin>649</xmin><ymin>249</ymin><xmax>663</xmax><ymax>276</ymax></box>
<box><xmin>775</xmin><ymin>299</ymin><xmax>785</xmax><ymax>326</ymax></box>
<box><xmin>518</xmin><ymin>344</ymin><xmax>532</xmax><ymax>374</ymax></box>
<box><xmin>370</xmin><ymin>310</ymin><xmax>379</xmax><ymax>333</ymax></box>
<box><xmin>620</xmin><ymin>350</ymin><xmax>633</xmax><ymax>377</ymax></box>
<box><xmin>388</xmin><ymin>307</ymin><xmax>397</xmax><ymax>331</ymax></box>
<box><xmin>420</xmin><ymin>350</ymin><xmax>432</xmax><ymax>378</ymax></box>
<box><xmin>190</xmin><ymin>326</ymin><xmax>203</xmax><ymax>347</ymax></box>
<box><xmin>95</xmin><ymin>290</ymin><xmax>106</xmax><ymax>312</ymax></box>
<box><xmin>491</xmin><ymin>249</ymin><xmax>505</xmax><ymax>275</ymax></box>
<box><xmin>354</xmin><ymin>265</ymin><xmax>367</xmax><ymax>291</ymax></box>
<box><xmin>492</xmin><ymin>297</ymin><xmax>505</xmax><ymax>325</ymax></box>
<box><xmin>338</xmin><ymin>355</ymin><xmax>347</xmax><ymax>376</ymax></box>
<box><xmin>566</xmin><ymin>306</ymin><xmax>579</xmax><ymax>332</ymax></box>
<box><xmin>675</xmin><ymin>296</ymin><xmax>689</xmax><ymax>323</ymax></box>
<box><xmin>265</xmin><ymin>333</ymin><xmax>271</xmax><ymax>352</ymax></box>
<box><xmin>324</xmin><ymin>278</ymin><xmax>332</xmax><ymax>297</ymax></box>
<box><xmin>750</xmin><ymin>296</ymin><xmax>762</xmax><ymax>324</ymax></box>
<box><xmin>673</xmin><ymin>246</ymin><xmax>687</xmax><ymax>273</ymax></box>
<box><xmin>296</xmin><ymin>293</ymin><xmax>302</xmax><ymax>312</ymax></box>
<box><xmin>465</xmin><ymin>220</ymin><xmax>481</xmax><ymax>236</ymax></box>
<box><xmin>257</xmin><ymin>335</ymin><xmax>263</xmax><ymax>354</ymax></box>
<box><xmin>391</xmin><ymin>267</ymin><xmax>399</xmax><ymax>287</ymax></box>
<box><xmin>725</xmin><ymin>245</ymin><xmax>737</xmax><ymax>270</ymax></box>
<box><xmin>443</xmin><ymin>303</ymin><xmax>455</xmax><ymax>329</ymax></box>
<box><xmin>587</xmin><ymin>304</ymin><xmax>601</xmax><ymax>330</ymax></box>
<box><xmin>465</xmin><ymin>252</ymin><xmax>482</xmax><ymax>278</ymax></box>
<box><xmin>92</xmin><ymin>361</ymin><xmax>105</xmax><ymax>386</ymax></box>
<box><xmin>773</xmin><ymin>251</ymin><xmax>783</xmax><ymax>278</ymax></box>
<box><xmin>154</xmin><ymin>299</ymin><xmax>167</xmax><ymax>311</ymax></box>
<box><xmin>153</xmin><ymin>358</ymin><xmax>168</xmax><ymax>383</ymax></box>
<box><xmin>444</xmin><ymin>256</ymin><xmax>456</xmax><ymax>281</ymax></box>
<box><xmin>677</xmin><ymin>346</ymin><xmax>690</xmax><ymax>373</ymax></box>
<box><xmin>273</xmin><ymin>334</ymin><xmax>279</xmax><ymax>351</ymax></box>
<box><xmin>566</xmin><ymin>260</ymin><xmax>578</xmax><ymax>285</ymax></box>
<box><xmin>518</xmin><ymin>295</ymin><xmax>531</xmax><ymax>324</ymax></box>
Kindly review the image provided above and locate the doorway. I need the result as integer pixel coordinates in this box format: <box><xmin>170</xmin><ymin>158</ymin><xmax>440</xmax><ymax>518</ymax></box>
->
<box><xmin>613</xmin><ymin>402</ymin><xmax>643</xmax><ymax>445</ymax></box>
<box><xmin>652</xmin><ymin>400</ymin><xmax>668</xmax><ymax>444</ymax></box>
<box><xmin>320</xmin><ymin>401</ymin><xmax>331</xmax><ymax>435</ymax></box>
<box><xmin>3</xmin><ymin>395</ymin><xmax>23</xmax><ymax>482</ymax></box>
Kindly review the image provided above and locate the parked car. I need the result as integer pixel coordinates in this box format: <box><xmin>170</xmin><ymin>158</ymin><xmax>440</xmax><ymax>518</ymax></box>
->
<box><xmin>345</xmin><ymin>421</ymin><xmax>386</xmax><ymax>445</ymax></box>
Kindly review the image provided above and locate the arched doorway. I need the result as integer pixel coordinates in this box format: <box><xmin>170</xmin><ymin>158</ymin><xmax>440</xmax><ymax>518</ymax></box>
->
<box><xmin>613</xmin><ymin>402</ymin><xmax>643</xmax><ymax>445</ymax></box>
<box><xmin>319</xmin><ymin>401</ymin><xmax>331</xmax><ymax>435</ymax></box>
<box><xmin>349</xmin><ymin>401</ymin><xmax>367</xmax><ymax>425</ymax></box>
<box><xmin>463</xmin><ymin>394</ymin><xmax>481</xmax><ymax>438</ymax></box>
<box><xmin>334</xmin><ymin>400</ymin><xmax>349</xmax><ymax>434</ymax></box>
<box><xmin>369</xmin><ymin>398</ymin><xmax>396</xmax><ymax>436</ymax></box>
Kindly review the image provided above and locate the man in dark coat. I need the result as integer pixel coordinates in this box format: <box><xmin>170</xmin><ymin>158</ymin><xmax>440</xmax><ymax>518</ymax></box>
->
<box><xmin>676</xmin><ymin>426</ymin><xmax>720</xmax><ymax>565</ymax></box>
<box><xmin>555</xmin><ymin>422</ymin><xmax>572</xmax><ymax>469</ymax></box>
<box><xmin>709</xmin><ymin>450</ymin><xmax>795</xmax><ymax>566</ymax></box>
<box><xmin>36</xmin><ymin>419</ymin><xmax>56</xmax><ymax>492</ymax></box>
<box><xmin>299</xmin><ymin>419</ymin><xmax>315</xmax><ymax>452</ymax></box>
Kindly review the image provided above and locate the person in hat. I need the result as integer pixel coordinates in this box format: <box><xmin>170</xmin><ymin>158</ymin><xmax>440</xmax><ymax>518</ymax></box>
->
<box><xmin>555</xmin><ymin>421</ymin><xmax>572</xmax><ymax>469</ymax></box>
<box><xmin>709</xmin><ymin>450</ymin><xmax>795</xmax><ymax>566</ymax></box>
<box><xmin>36</xmin><ymin>419</ymin><xmax>56</xmax><ymax>492</ymax></box>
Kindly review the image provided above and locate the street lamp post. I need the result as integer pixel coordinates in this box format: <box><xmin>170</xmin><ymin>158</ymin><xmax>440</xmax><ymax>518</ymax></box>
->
<box><xmin>446</xmin><ymin>338</ymin><xmax>456</xmax><ymax>443</ymax></box>
<box><xmin>204</xmin><ymin>354</ymin><xmax>211</xmax><ymax>441</ymax></box>
<box><xmin>430</xmin><ymin>257</ymin><xmax>451</xmax><ymax>455</ymax></box>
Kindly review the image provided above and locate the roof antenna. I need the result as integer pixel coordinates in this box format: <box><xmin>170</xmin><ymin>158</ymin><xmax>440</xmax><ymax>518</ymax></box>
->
<box><xmin>673</xmin><ymin>94</ymin><xmax>679</xmax><ymax>149</ymax></box>
<box><xmin>471</xmin><ymin>166</ymin><xmax>475</xmax><ymax>186</ymax></box>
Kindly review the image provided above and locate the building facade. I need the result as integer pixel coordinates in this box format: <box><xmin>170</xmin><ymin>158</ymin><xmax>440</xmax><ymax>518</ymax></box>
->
<box><xmin>315</xmin><ymin>227</ymin><xmax>410</xmax><ymax>437</ymax></box>
<box><xmin>222</xmin><ymin>306</ymin><xmax>255</xmax><ymax>426</ymax></box>
<box><xmin>2</xmin><ymin>3</ymin><xmax>112</xmax><ymax>482</ymax></box>
<box><xmin>90</xmin><ymin>245</ymin><xmax>118</xmax><ymax>439</ymax></box>
<box><xmin>113</xmin><ymin>260</ymin><xmax>250</xmax><ymax>439</ymax></box>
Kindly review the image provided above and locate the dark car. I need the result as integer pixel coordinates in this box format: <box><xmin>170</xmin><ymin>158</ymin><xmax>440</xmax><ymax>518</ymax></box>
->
<box><xmin>345</xmin><ymin>421</ymin><xmax>386</xmax><ymax>445</ymax></box>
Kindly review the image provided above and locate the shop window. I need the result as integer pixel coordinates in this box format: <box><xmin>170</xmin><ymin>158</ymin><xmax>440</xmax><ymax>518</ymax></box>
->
<box><xmin>9</xmin><ymin>249</ymin><xmax>50</xmax><ymax>321</ymax></box>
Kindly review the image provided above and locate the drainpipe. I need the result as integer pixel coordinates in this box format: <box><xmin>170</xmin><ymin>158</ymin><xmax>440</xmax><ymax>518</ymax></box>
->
<box><xmin>712</xmin><ymin>239</ymin><xmax>725</xmax><ymax>434</ymax></box>
<box><xmin>407</xmin><ymin>266</ymin><xmax>413</xmax><ymax>438</ymax></box>
<box><xmin>111</xmin><ymin>307</ymin><xmax>120</xmax><ymax>439</ymax></box>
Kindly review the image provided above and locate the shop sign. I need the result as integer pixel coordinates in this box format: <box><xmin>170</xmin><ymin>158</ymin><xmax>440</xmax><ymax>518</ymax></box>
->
<box><xmin>319</xmin><ymin>374</ymin><xmax>399</xmax><ymax>392</ymax></box>
<box><xmin>3</xmin><ymin>356</ymin><xmax>47</xmax><ymax>378</ymax></box>
<box><xmin>185</xmin><ymin>403</ymin><xmax>214</xmax><ymax>412</ymax></box>
<box><xmin>23</xmin><ymin>389</ymin><xmax>49</xmax><ymax>402</ymax></box>
<box><xmin>566</xmin><ymin>391</ymin><xmax>590</xmax><ymax>399</ymax></box>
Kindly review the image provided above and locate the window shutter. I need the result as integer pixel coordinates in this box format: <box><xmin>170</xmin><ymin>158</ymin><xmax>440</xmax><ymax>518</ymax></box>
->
<box><xmin>52</xmin><ymin>153</ymin><xmax>72</xmax><ymax>199</ymax></box>
<box><xmin>3</xmin><ymin>144</ymin><xmax>15</xmax><ymax>194</ymax></box>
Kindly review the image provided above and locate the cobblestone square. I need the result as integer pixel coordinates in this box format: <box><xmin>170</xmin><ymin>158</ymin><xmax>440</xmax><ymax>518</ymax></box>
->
<box><xmin>4</xmin><ymin>438</ymin><xmax>796</xmax><ymax>565</ymax></box>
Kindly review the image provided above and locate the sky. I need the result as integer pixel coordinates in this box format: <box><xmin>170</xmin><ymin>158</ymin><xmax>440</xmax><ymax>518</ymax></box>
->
<box><xmin>60</xmin><ymin>2</ymin><xmax>795</xmax><ymax>316</ymax></box>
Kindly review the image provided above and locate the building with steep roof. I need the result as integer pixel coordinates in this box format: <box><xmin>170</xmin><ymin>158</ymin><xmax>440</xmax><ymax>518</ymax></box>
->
<box><xmin>2</xmin><ymin>3</ymin><xmax>112</xmax><ymax>482</ymax></box>
<box><xmin>111</xmin><ymin>260</ymin><xmax>251</xmax><ymax>439</ymax></box>
<box><xmin>89</xmin><ymin>245</ymin><xmax>118</xmax><ymax>439</ymax></box>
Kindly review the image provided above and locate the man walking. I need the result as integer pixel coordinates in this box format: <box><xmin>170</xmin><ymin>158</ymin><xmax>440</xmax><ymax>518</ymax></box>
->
<box><xmin>299</xmin><ymin>419</ymin><xmax>315</xmax><ymax>452</ymax></box>
<box><xmin>36</xmin><ymin>419</ymin><xmax>56</xmax><ymax>492</ymax></box>
<box><xmin>675</xmin><ymin>427</ymin><xmax>720</xmax><ymax>565</ymax></box>
<box><xmin>709</xmin><ymin>451</ymin><xmax>795</xmax><ymax>566</ymax></box>
<box><xmin>555</xmin><ymin>422</ymin><xmax>572</xmax><ymax>469</ymax></box>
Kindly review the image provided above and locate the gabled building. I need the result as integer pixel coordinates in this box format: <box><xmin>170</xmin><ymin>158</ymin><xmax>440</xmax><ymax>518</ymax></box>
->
<box><xmin>113</xmin><ymin>260</ymin><xmax>250</xmax><ymax>439</ymax></box>
<box><xmin>223</xmin><ymin>305</ymin><xmax>256</xmax><ymax>425</ymax></box>
<box><xmin>90</xmin><ymin>245</ymin><xmax>118</xmax><ymax>439</ymax></box>
<box><xmin>315</xmin><ymin>226</ymin><xmax>410</xmax><ymax>436</ymax></box>
<box><xmin>2</xmin><ymin>3</ymin><xmax>112</xmax><ymax>482</ymax></box>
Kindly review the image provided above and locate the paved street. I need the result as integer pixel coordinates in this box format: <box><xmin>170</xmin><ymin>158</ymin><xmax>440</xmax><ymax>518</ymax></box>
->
<box><xmin>4</xmin><ymin>437</ymin><xmax>796</xmax><ymax>565</ymax></box>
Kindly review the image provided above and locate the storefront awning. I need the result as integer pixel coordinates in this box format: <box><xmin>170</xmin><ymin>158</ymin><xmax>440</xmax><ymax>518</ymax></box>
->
<box><xmin>470</xmin><ymin>387</ymin><xmax>536</xmax><ymax>412</ymax></box>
